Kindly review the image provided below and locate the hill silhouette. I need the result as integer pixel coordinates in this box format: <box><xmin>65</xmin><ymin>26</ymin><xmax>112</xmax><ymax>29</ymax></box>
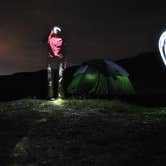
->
<box><xmin>0</xmin><ymin>65</ymin><xmax>79</xmax><ymax>101</ymax></box>
<box><xmin>0</xmin><ymin>70</ymin><xmax>48</xmax><ymax>101</ymax></box>
<box><xmin>0</xmin><ymin>52</ymin><xmax>166</xmax><ymax>103</ymax></box>
<box><xmin>117</xmin><ymin>51</ymin><xmax>166</xmax><ymax>94</ymax></box>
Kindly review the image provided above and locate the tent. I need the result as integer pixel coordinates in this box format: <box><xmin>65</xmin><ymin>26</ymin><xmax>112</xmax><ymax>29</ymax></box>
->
<box><xmin>67</xmin><ymin>59</ymin><xmax>135</xmax><ymax>97</ymax></box>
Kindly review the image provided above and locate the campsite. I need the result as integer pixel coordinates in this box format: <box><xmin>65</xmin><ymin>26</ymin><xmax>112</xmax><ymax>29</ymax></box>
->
<box><xmin>0</xmin><ymin>0</ymin><xmax>166</xmax><ymax>165</ymax></box>
<box><xmin>0</xmin><ymin>52</ymin><xmax>165</xmax><ymax>105</ymax></box>
<box><xmin>0</xmin><ymin>52</ymin><xmax>166</xmax><ymax>165</ymax></box>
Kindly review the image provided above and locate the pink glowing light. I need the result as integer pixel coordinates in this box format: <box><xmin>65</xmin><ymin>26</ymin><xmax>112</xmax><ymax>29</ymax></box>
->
<box><xmin>48</xmin><ymin>31</ymin><xmax>63</xmax><ymax>59</ymax></box>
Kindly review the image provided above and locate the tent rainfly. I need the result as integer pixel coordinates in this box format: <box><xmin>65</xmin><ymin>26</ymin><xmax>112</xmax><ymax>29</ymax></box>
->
<box><xmin>67</xmin><ymin>59</ymin><xmax>135</xmax><ymax>97</ymax></box>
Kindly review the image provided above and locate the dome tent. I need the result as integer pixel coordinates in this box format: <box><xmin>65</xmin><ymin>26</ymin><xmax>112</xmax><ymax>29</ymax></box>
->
<box><xmin>67</xmin><ymin>59</ymin><xmax>135</xmax><ymax>97</ymax></box>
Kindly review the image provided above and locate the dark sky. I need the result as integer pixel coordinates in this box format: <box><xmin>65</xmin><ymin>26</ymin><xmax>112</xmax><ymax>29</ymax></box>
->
<box><xmin>0</xmin><ymin>0</ymin><xmax>165</xmax><ymax>75</ymax></box>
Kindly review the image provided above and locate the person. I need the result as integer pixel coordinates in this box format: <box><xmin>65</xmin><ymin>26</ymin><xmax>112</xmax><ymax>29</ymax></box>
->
<box><xmin>47</xmin><ymin>26</ymin><xmax>65</xmax><ymax>100</ymax></box>
<box><xmin>48</xmin><ymin>26</ymin><xmax>63</xmax><ymax>59</ymax></box>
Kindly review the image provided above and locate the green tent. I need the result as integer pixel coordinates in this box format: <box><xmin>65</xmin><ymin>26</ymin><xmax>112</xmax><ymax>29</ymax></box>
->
<box><xmin>67</xmin><ymin>59</ymin><xmax>135</xmax><ymax>97</ymax></box>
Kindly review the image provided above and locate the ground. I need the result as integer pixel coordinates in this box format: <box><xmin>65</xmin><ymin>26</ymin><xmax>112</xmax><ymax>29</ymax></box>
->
<box><xmin>0</xmin><ymin>98</ymin><xmax>166</xmax><ymax>166</ymax></box>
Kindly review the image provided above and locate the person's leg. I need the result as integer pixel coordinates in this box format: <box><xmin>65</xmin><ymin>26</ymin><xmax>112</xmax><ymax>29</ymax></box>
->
<box><xmin>58</xmin><ymin>59</ymin><xmax>65</xmax><ymax>98</ymax></box>
<box><xmin>47</xmin><ymin>58</ymin><xmax>55</xmax><ymax>100</ymax></box>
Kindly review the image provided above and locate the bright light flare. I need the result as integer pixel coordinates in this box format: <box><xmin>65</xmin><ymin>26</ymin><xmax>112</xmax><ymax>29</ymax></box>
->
<box><xmin>52</xmin><ymin>98</ymin><xmax>65</xmax><ymax>106</ymax></box>
<box><xmin>159</xmin><ymin>31</ymin><xmax>166</xmax><ymax>66</ymax></box>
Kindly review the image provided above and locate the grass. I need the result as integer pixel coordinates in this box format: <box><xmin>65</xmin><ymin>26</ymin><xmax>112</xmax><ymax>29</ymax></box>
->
<box><xmin>0</xmin><ymin>98</ymin><xmax>166</xmax><ymax>166</ymax></box>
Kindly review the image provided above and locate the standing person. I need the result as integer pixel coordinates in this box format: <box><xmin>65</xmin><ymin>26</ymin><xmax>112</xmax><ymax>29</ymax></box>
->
<box><xmin>47</xmin><ymin>26</ymin><xmax>65</xmax><ymax>100</ymax></box>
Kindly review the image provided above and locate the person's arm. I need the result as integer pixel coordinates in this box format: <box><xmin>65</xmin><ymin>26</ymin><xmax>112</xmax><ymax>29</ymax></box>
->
<box><xmin>48</xmin><ymin>31</ymin><xmax>54</xmax><ymax>43</ymax></box>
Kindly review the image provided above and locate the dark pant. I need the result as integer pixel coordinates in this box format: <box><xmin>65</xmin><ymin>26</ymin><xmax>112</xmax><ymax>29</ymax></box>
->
<box><xmin>47</xmin><ymin>57</ymin><xmax>65</xmax><ymax>99</ymax></box>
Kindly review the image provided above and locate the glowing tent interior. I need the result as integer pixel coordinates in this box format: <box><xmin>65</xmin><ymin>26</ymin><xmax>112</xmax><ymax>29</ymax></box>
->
<box><xmin>66</xmin><ymin>59</ymin><xmax>135</xmax><ymax>97</ymax></box>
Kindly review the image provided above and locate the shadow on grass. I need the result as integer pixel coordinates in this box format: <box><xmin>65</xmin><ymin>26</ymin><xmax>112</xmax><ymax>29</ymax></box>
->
<box><xmin>0</xmin><ymin>110</ymin><xmax>48</xmax><ymax>165</ymax></box>
<box><xmin>8</xmin><ymin>112</ymin><xmax>166</xmax><ymax>166</ymax></box>
<box><xmin>1</xmin><ymin>99</ymin><xmax>166</xmax><ymax>165</ymax></box>
<box><xmin>118</xmin><ymin>94</ymin><xmax>166</xmax><ymax>107</ymax></box>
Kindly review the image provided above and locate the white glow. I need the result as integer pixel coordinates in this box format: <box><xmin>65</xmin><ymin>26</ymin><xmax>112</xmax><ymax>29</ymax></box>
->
<box><xmin>53</xmin><ymin>26</ymin><xmax>61</xmax><ymax>33</ymax></box>
<box><xmin>159</xmin><ymin>31</ymin><xmax>166</xmax><ymax>66</ymax></box>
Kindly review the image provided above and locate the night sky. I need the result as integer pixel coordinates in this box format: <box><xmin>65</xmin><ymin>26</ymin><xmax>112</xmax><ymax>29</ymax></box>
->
<box><xmin>0</xmin><ymin>0</ymin><xmax>165</xmax><ymax>75</ymax></box>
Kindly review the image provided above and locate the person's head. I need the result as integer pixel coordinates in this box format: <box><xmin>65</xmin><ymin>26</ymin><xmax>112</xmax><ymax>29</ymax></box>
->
<box><xmin>52</xmin><ymin>26</ymin><xmax>61</xmax><ymax>34</ymax></box>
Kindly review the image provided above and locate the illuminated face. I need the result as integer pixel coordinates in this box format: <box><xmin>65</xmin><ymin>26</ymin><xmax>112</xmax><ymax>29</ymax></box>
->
<box><xmin>159</xmin><ymin>31</ymin><xmax>166</xmax><ymax>66</ymax></box>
